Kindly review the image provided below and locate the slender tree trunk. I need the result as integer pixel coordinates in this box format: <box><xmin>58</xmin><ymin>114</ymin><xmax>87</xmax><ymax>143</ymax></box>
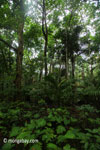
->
<box><xmin>71</xmin><ymin>56</ymin><xmax>75</xmax><ymax>78</ymax></box>
<box><xmin>15</xmin><ymin>0</ymin><xmax>24</xmax><ymax>91</ymax></box>
<box><xmin>91</xmin><ymin>57</ymin><xmax>93</xmax><ymax>77</ymax></box>
<box><xmin>8</xmin><ymin>48</ymin><xmax>12</xmax><ymax>71</ymax></box>
<box><xmin>44</xmin><ymin>38</ymin><xmax>48</xmax><ymax>76</ymax></box>
<box><xmin>65</xmin><ymin>29</ymin><xmax>69</xmax><ymax>79</ymax></box>
<box><xmin>49</xmin><ymin>62</ymin><xmax>52</xmax><ymax>74</ymax></box>
<box><xmin>15</xmin><ymin>45</ymin><xmax>23</xmax><ymax>89</ymax></box>
<box><xmin>52</xmin><ymin>62</ymin><xmax>55</xmax><ymax>73</ymax></box>
<box><xmin>39</xmin><ymin>66</ymin><xmax>43</xmax><ymax>81</ymax></box>
<box><xmin>59</xmin><ymin>58</ymin><xmax>62</xmax><ymax>82</ymax></box>
<box><xmin>42</xmin><ymin>0</ymin><xmax>48</xmax><ymax>77</ymax></box>
<box><xmin>65</xmin><ymin>47</ymin><xmax>69</xmax><ymax>79</ymax></box>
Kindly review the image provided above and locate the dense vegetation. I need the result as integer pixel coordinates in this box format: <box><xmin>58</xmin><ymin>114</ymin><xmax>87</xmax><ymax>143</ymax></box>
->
<box><xmin>0</xmin><ymin>0</ymin><xmax>100</xmax><ymax>150</ymax></box>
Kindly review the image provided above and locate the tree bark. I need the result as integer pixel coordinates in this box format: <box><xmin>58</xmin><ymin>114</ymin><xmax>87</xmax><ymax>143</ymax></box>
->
<box><xmin>65</xmin><ymin>47</ymin><xmax>69</xmax><ymax>79</ymax></box>
<box><xmin>90</xmin><ymin>57</ymin><xmax>93</xmax><ymax>77</ymax></box>
<box><xmin>65</xmin><ymin>32</ymin><xmax>69</xmax><ymax>79</ymax></box>
<box><xmin>42</xmin><ymin>0</ymin><xmax>48</xmax><ymax>77</ymax></box>
<box><xmin>71</xmin><ymin>56</ymin><xmax>75</xmax><ymax>78</ymax></box>
<box><xmin>39</xmin><ymin>65</ymin><xmax>43</xmax><ymax>81</ymax></box>
<box><xmin>49</xmin><ymin>62</ymin><xmax>52</xmax><ymax>74</ymax></box>
<box><xmin>59</xmin><ymin>58</ymin><xmax>62</xmax><ymax>82</ymax></box>
<box><xmin>44</xmin><ymin>39</ymin><xmax>48</xmax><ymax>76</ymax></box>
<box><xmin>15</xmin><ymin>0</ymin><xmax>24</xmax><ymax>92</ymax></box>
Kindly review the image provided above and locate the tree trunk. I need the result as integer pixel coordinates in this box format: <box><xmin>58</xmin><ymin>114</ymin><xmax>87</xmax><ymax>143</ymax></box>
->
<box><xmin>15</xmin><ymin>46</ymin><xmax>23</xmax><ymax>89</ymax></box>
<box><xmin>90</xmin><ymin>57</ymin><xmax>93</xmax><ymax>77</ymax></box>
<box><xmin>58</xmin><ymin>58</ymin><xmax>61</xmax><ymax>81</ymax></box>
<box><xmin>65</xmin><ymin>47</ymin><xmax>69</xmax><ymax>79</ymax></box>
<box><xmin>15</xmin><ymin>0</ymin><xmax>24</xmax><ymax>92</ymax></box>
<box><xmin>0</xmin><ymin>1</ymin><xmax>25</xmax><ymax>99</ymax></box>
<box><xmin>44</xmin><ymin>38</ymin><xmax>48</xmax><ymax>76</ymax></box>
<box><xmin>71</xmin><ymin>56</ymin><xmax>75</xmax><ymax>78</ymax></box>
<box><xmin>39</xmin><ymin>65</ymin><xmax>43</xmax><ymax>81</ymax></box>
<box><xmin>49</xmin><ymin>62</ymin><xmax>52</xmax><ymax>74</ymax></box>
<box><xmin>65</xmin><ymin>29</ymin><xmax>69</xmax><ymax>79</ymax></box>
<box><xmin>52</xmin><ymin>62</ymin><xmax>55</xmax><ymax>73</ymax></box>
<box><xmin>42</xmin><ymin>0</ymin><xmax>48</xmax><ymax>77</ymax></box>
<box><xmin>8</xmin><ymin>48</ymin><xmax>12</xmax><ymax>71</ymax></box>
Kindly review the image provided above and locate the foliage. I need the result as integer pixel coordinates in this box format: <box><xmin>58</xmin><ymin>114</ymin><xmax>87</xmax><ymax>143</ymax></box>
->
<box><xmin>0</xmin><ymin>100</ymin><xmax>100</xmax><ymax>150</ymax></box>
<box><xmin>0</xmin><ymin>0</ymin><xmax>100</xmax><ymax>150</ymax></box>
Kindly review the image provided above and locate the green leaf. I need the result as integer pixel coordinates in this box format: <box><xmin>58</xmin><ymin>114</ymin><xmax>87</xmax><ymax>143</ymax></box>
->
<box><xmin>64</xmin><ymin>118</ymin><xmax>70</xmax><ymax>125</ymax></box>
<box><xmin>96</xmin><ymin>135</ymin><xmax>100</xmax><ymax>143</ymax></box>
<box><xmin>48</xmin><ymin>113</ymin><xmax>56</xmax><ymax>121</ymax></box>
<box><xmin>35</xmin><ymin>129</ymin><xmax>41</xmax><ymax>136</ymax></box>
<box><xmin>10</xmin><ymin>127</ymin><xmax>20</xmax><ymax>137</ymax></box>
<box><xmin>42</xmin><ymin>128</ymin><xmax>55</xmax><ymax>143</ymax></box>
<box><xmin>36</xmin><ymin>118</ymin><xmax>46</xmax><ymax>128</ymax></box>
<box><xmin>34</xmin><ymin>113</ymin><xmax>40</xmax><ymax>118</ymax></box>
<box><xmin>0</xmin><ymin>111</ymin><xmax>4</xmax><ymax>118</ymax></box>
<box><xmin>70</xmin><ymin>117</ymin><xmax>78</xmax><ymax>123</ymax></box>
<box><xmin>42</xmin><ymin>134</ymin><xmax>49</xmax><ymax>141</ymax></box>
<box><xmin>84</xmin><ymin>142</ymin><xmax>89</xmax><ymax>150</ymax></box>
<box><xmin>47</xmin><ymin>122</ymin><xmax>52</xmax><ymax>127</ymax></box>
<box><xmin>57</xmin><ymin>135</ymin><xmax>66</xmax><ymax>143</ymax></box>
<box><xmin>30</xmin><ymin>143</ymin><xmax>42</xmax><ymax>150</ymax></box>
<box><xmin>27</xmin><ymin>121</ymin><xmax>36</xmax><ymax>130</ymax></box>
<box><xmin>16</xmin><ymin>131</ymin><xmax>31</xmax><ymax>139</ymax></box>
<box><xmin>56</xmin><ymin>116</ymin><xmax>63</xmax><ymax>123</ymax></box>
<box><xmin>65</xmin><ymin>130</ymin><xmax>75</xmax><ymax>139</ymax></box>
<box><xmin>47</xmin><ymin>143</ymin><xmax>58</xmax><ymax>150</ymax></box>
<box><xmin>2</xmin><ymin>143</ymin><xmax>15</xmax><ymax>150</ymax></box>
<box><xmin>56</xmin><ymin>125</ymin><xmax>66</xmax><ymax>134</ymax></box>
<box><xmin>77</xmin><ymin>132</ymin><xmax>85</xmax><ymax>140</ymax></box>
<box><xmin>63</xmin><ymin>144</ymin><xmax>71</xmax><ymax>150</ymax></box>
<box><xmin>92</xmin><ymin>129</ymin><xmax>100</xmax><ymax>133</ymax></box>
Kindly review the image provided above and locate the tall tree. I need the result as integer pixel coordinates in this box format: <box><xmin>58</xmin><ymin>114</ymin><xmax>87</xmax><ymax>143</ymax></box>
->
<box><xmin>14</xmin><ymin>0</ymin><xmax>25</xmax><ymax>90</ymax></box>
<box><xmin>0</xmin><ymin>0</ymin><xmax>25</xmax><ymax>95</ymax></box>
<box><xmin>42</xmin><ymin>0</ymin><xmax>48</xmax><ymax>77</ymax></box>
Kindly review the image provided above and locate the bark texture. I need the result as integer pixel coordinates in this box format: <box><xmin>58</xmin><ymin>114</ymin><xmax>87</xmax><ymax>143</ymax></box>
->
<box><xmin>15</xmin><ymin>0</ymin><xmax>24</xmax><ymax>90</ymax></box>
<box><xmin>71</xmin><ymin>56</ymin><xmax>75</xmax><ymax>78</ymax></box>
<box><xmin>42</xmin><ymin>0</ymin><xmax>48</xmax><ymax>77</ymax></box>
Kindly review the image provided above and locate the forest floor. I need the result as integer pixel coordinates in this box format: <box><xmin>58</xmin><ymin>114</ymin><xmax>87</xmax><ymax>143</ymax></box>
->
<box><xmin>0</xmin><ymin>100</ymin><xmax>100</xmax><ymax>150</ymax></box>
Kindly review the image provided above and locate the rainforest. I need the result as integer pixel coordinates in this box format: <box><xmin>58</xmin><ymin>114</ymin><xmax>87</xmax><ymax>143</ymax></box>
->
<box><xmin>0</xmin><ymin>0</ymin><xmax>100</xmax><ymax>150</ymax></box>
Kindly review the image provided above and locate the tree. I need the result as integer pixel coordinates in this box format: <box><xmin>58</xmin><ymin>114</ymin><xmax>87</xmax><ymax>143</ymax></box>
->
<box><xmin>0</xmin><ymin>0</ymin><xmax>25</xmax><ymax>95</ymax></box>
<box><xmin>42</xmin><ymin>0</ymin><xmax>48</xmax><ymax>77</ymax></box>
<box><xmin>15</xmin><ymin>0</ymin><xmax>25</xmax><ymax>90</ymax></box>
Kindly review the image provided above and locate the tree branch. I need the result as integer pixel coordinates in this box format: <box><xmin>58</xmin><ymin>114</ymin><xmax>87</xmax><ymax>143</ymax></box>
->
<box><xmin>0</xmin><ymin>38</ymin><xmax>17</xmax><ymax>51</ymax></box>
